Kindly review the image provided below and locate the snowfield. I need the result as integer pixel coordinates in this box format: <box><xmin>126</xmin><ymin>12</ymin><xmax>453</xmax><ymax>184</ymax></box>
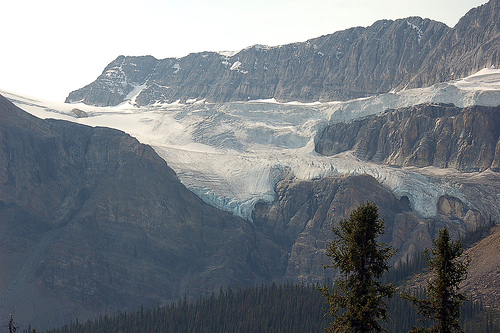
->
<box><xmin>2</xmin><ymin>68</ymin><xmax>500</xmax><ymax>220</ymax></box>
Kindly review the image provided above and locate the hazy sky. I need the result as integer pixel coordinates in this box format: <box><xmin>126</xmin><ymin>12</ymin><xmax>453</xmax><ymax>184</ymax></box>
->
<box><xmin>0</xmin><ymin>0</ymin><xmax>489</xmax><ymax>101</ymax></box>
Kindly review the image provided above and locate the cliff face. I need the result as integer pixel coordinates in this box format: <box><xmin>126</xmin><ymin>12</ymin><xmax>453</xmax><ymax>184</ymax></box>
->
<box><xmin>252</xmin><ymin>175</ymin><xmax>407</xmax><ymax>283</ymax></box>
<box><xmin>405</xmin><ymin>0</ymin><xmax>500</xmax><ymax>89</ymax></box>
<box><xmin>66</xmin><ymin>0</ymin><xmax>499</xmax><ymax>106</ymax></box>
<box><xmin>0</xmin><ymin>94</ymin><xmax>285</xmax><ymax>329</ymax></box>
<box><xmin>315</xmin><ymin>103</ymin><xmax>500</xmax><ymax>172</ymax></box>
<box><xmin>252</xmin><ymin>174</ymin><xmax>488</xmax><ymax>285</ymax></box>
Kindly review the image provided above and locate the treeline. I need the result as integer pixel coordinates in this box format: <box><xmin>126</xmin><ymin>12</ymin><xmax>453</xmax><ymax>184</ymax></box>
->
<box><xmin>386</xmin><ymin>289</ymin><xmax>500</xmax><ymax>332</ymax></box>
<box><xmin>42</xmin><ymin>283</ymin><xmax>328</xmax><ymax>333</ymax></box>
<box><xmin>39</xmin><ymin>283</ymin><xmax>499</xmax><ymax>333</ymax></box>
<box><xmin>36</xmin><ymin>219</ymin><xmax>500</xmax><ymax>333</ymax></box>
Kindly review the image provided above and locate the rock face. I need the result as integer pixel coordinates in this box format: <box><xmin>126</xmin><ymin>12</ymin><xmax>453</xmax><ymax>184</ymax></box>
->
<box><xmin>0</xmin><ymin>94</ymin><xmax>285</xmax><ymax>329</ymax></box>
<box><xmin>405</xmin><ymin>0</ymin><xmax>500</xmax><ymax>89</ymax></box>
<box><xmin>66</xmin><ymin>0</ymin><xmax>499</xmax><ymax>106</ymax></box>
<box><xmin>315</xmin><ymin>103</ymin><xmax>500</xmax><ymax>172</ymax></box>
<box><xmin>252</xmin><ymin>175</ymin><xmax>405</xmax><ymax>283</ymax></box>
<box><xmin>252</xmin><ymin>174</ymin><xmax>485</xmax><ymax>284</ymax></box>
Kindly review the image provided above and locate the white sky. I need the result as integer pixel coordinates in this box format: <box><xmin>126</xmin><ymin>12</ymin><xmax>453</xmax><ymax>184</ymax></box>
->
<box><xmin>0</xmin><ymin>0</ymin><xmax>489</xmax><ymax>102</ymax></box>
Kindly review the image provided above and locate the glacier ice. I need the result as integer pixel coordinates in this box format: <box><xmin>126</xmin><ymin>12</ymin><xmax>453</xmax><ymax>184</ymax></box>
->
<box><xmin>2</xmin><ymin>68</ymin><xmax>500</xmax><ymax>220</ymax></box>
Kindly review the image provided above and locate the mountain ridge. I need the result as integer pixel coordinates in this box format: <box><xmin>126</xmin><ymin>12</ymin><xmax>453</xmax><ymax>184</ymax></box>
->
<box><xmin>404</xmin><ymin>0</ymin><xmax>500</xmax><ymax>89</ymax></box>
<box><xmin>66</xmin><ymin>0</ymin><xmax>499</xmax><ymax>106</ymax></box>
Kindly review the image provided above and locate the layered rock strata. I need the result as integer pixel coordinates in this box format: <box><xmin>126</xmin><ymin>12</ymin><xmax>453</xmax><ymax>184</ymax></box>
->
<box><xmin>66</xmin><ymin>0</ymin><xmax>500</xmax><ymax>106</ymax></box>
<box><xmin>315</xmin><ymin>103</ymin><xmax>500</xmax><ymax>172</ymax></box>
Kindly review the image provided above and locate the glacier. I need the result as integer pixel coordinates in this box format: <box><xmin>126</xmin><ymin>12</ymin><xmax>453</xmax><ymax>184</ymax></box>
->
<box><xmin>2</xmin><ymin>68</ymin><xmax>500</xmax><ymax>220</ymax></box>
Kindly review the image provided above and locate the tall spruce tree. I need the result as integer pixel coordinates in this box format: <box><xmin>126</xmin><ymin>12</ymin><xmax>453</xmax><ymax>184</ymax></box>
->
<box><xmin>404</xmin><ymin>227</ymin><xmax>470</xmax><ymax>333</ymax></box>
<box><xmin>319</xmin><ymin>202</ymin><xmax>396</xmax><ymax>333</ymax></box>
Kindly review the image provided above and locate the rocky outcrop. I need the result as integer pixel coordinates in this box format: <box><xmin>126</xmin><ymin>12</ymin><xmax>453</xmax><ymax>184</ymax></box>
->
<box><xmin>66</xmin><ymin>0</ymin><xmax>499</xmax><ymax>106</ymax></box>
<box><xmin>0</xmin><ymin>94</ymin><xmax>285</xmax><ymax>329</ymax></box>
<box><xmin>252</xmin><ymin>174</ymin><xmax>485</xmax><ymax>284</ymax></box>
<box><xmin>315</xmin><ymin>103</ymin><xmax>500</xmax><ymax>172</ymax></box>
<box><xmin>71</xmin><ymin>108</ymin><xmax>87</xmax><ymax>118</ymax></box>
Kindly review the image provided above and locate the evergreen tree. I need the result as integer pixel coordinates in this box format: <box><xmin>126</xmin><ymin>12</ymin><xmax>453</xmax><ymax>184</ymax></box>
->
<box><xmin>8</xmin><ymin>313</ymin><xmax>18</xmax><ymax>333</ymax></box>
<box><xmin>42</xmin><ymin>282</ymin><xmax>500</xmax><ymax>332</ymax></box>
<box><xmin>404</xmin><ymin>227</ymin><xmax>470</xmax><ymax>333</ymax></box>
<box><xmin>319</xmin><ymin>202</ymin><xmax>396</xmax><ymax>333</ymax></box>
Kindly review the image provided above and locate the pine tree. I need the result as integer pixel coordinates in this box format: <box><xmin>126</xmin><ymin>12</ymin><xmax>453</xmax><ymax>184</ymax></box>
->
<box><xmin>404</xmin><ymin>227</ymin><xmax>470</xmax><ymax>333</ymax></box>
<box><xmin>319</xmin><ymin>202</ymin><xmax>396</xmax><ymax>333</ymax></box>
<box><xmin>8</xmin><ymin>312</ymin><xmax>18</xmax><ymax>333</ymax></box>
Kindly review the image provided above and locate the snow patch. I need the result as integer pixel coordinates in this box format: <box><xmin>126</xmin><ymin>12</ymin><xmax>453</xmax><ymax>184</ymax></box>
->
<box><xmin>172</xmin><ymin>63</ymin><xmax>181</xmax><ymax>74</ymax></box>
<box><xmin>229</xmin><ymin>61</ymin><xmax>248</xmax><ymax>74</ymax></box>
<box><xmin>325</xmin><ymin>68</ymin><xmax>500</xmax><ymax>124</ymax></box>
<box><xmin>123</xmin><ymin>84</ymin><xmax>147</xmax><ymax>105</ymax></box>
<box><xmin>230</xmin><ymin>61</ymin><xmax>242</xmax><ymax>71</ymax></box>
<box><xmin>406</xmin><ymin>20</ymin><xmax>423</xmax><ymax>44</ymax></box>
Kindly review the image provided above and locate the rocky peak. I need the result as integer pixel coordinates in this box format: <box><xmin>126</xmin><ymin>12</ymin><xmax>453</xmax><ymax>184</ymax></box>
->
<box><xmin>66</xmin><ymin>0</ymin><xmax>500</xmax><ymax>106</ymax></box>
<box><xmin>66</xmin><ymin>15</ymin><xmax>454</xmax><ymax>106</ymax></box>
<box><xmin>404</xmin><ymin>0</ymin><xmax>500</xmax><ymax>88</ymax></box>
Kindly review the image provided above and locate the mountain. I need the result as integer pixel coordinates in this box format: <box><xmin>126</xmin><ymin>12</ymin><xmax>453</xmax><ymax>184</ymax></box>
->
<box><xmin>0</xmin><ymin>94</ymin><xmax>286</xmax><ymax>329</ymax></box>
<box><xmin>4</xmin><ymin>86</ymin><xmax>499</xmax><ymax>328</ymax></box>
<box><xmin>10</xmin><ymin>68</ymin><xmax>500</xmax><ymax>225</ymax></box>
<box><xmin>2</xmin><ymin>0</ymin><xmax>500</xmax><ymax>329</ymax></box>
<box><xmin>64</xmin><ymin>18</ymin><xmax>448</xmax><ymax>106</ymax></box>
<box><xmin>66</xmin><ymin>0</ymin><xmax>499</xmax><ymax>106</ymax></box>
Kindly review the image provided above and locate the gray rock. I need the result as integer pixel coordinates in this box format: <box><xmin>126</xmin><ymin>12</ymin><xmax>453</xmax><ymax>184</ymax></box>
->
<box><xmin>71</xmin><ymin>108</ymin><xmax>87</xmax><ymax>118</ymax></box>
<box><xmin>315</xmin><ymin>103</ymin><xmax>500</xmax><ymax>172</ymax></box>
<box><xmin>66</xmin><ymin>0</ymin><xmax>500</xmax><ymax>106</ymax></box>
<box><xmin>404</xmin><ymin>0</ymin><xmax>500</xmax><ymax>89</ymax></box>
<box><xmin>252</xmin><ymin>174</ymin><xmax>485</xmax><ymax>284</ymax></box>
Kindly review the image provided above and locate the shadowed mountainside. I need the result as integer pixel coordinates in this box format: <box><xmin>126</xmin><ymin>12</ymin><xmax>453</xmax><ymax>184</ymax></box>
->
<box><xmin>0</xmin><ymin>94</ymin><xmax>285</xmax><ymax>329</ymax></box>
